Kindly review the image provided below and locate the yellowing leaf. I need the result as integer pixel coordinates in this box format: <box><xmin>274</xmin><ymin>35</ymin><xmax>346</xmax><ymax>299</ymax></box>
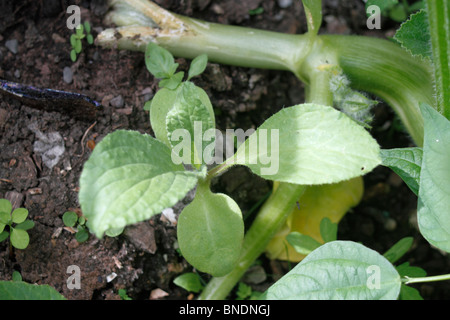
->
<box><xmin>265</xmin><ymin>176</ymin><xmax>363</xmax><ymax>262</ymax></box>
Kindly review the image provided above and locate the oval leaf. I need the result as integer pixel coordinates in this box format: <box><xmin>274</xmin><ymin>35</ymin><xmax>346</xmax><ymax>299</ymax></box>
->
<box><xmin>10</xmin><ymin>228</ymin><xmax>30</xmax><ymax>250</ymax></box>
<box><xmin>417</xmin><ymin>103</ymin><xmax>450</xmax><ymax>252</ymax></box>
<box><xmin>234</xmin><ymin>103</ymin><xmax>381</xmax><ymax>185</ymax></box>
<box><xmin>188</xmin><ymin>54</ymin><xmax>208</xmax><ymax>80</ymax></box>
<box><xmin>79</xmin><ymin>130</ymin><xmax>200</xmax><ymax>238</ymax></box>
<box><xmin>266</xmin><ymin>241</ymin><xmax>401</xmax><ymax>300</ymax></box>
<box><xmin>177</xmin><ymin>184</ymin><xmax>244</xmax><ymax>277</ymax></box>
<box><xmin>12</xmin><ymin>208</ymin><xmax>28</xmax><ymax>224</ymax></box>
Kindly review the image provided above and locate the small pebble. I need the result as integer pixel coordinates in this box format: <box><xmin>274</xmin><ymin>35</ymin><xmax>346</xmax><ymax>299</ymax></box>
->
<box><xmin>63</xmin><ymin>66</ymin><xmax>73</xmax><ymax>84</ymax></box>
<box><xmin>110</xmin><ymin>95</ymin><xmax>124</xmax><ymax>108</ymax></box>
<box><xmin>5</xmin><ymin>39</ymin><xmax>18</xmax><ymax>54</ymax></box>
<box><xmin>277</xmin><ymin>0</ymin><xmax>293</xmax><ymax>8</ymax></box>
<box><xmin>14</xmin><ymin>69</ymin><xmax>20</xmax><ymax>78</ymax></box>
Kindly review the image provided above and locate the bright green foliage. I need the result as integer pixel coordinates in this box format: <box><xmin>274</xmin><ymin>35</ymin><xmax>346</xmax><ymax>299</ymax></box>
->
<box><xmin>383</xmin><ymin>237</ymin><xmax>413</xmax><ymax>264</ymax></box>
<box><xmin>0</xmin><ymin>199</ymin><xmax>34</xmax><ymax>250</ymax></box>
<box><xmin>187</xmin><ymin>54</ymin><xmax>208</xmax><ymax>80</ymax></box>
<box><xmin>266</xmin><ymin>241</ymin><xmax>401</xmax><ymax>300</ymax></box>
<box><xmin>417</xmin><ymin>103</ymin><xmax>450</xmax><ymax>253</ymax></box>
<box><xmin>302</xmin><ymin>0</ymin><xmax>322</xmax><ymax>35</ymax></box>
<box><xmin>118</xmin><ymin>289</ymin><xmax>132</xmax><ymax>300</ymax></box>
<box><xmin>173</xmin><ymin>272</ymin><xmax>204</xmax><ymax>293</ymax></box>
<box><xmin>286</xmin><ymin>232</ymin><xmax>322</xmax><ymax>256</ymax></box>
<box><xmin>319</xmin><ymin>217</ymin><xmax>338</xmax><ymax>243</ymax></box>
<box><xmin>70</xmin><ymin>21</ymin><xmax>94</xmax><ymax>62</ymax></box>
<box><xmin>177</xmin><ymin>183</ymin><xmax>244</xmax><ymax>277</ymax></box>
<box><xmin>0</xmin><ymin>281</ymin><xmax>66</xmax><ymax>300</ymax></box>
<box><xmin>366</xmin><ymin>0</ymin><xmax>424</xmax><ymax>22</ymax></box>
<box><xmin>79</xmin><ymin>130</ymin><xmax>202</xmax><ymax>238</ymax></box>
<box><xmin>394</xmin><ymin>10</ymin><xmax>431</xmax><ymax>60</ymax></box>
<box><xmin>234</xmin><ymin>103</ymin><xmax>381</xmax><ymax>185</ymax></box>
<box><xmin>380</xmin><ymin>147</ymin><xmax>423</xmax><ymax>196</ymax></box>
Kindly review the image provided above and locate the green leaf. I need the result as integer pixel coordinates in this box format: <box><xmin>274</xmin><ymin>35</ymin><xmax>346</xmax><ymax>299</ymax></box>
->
<box><xmin>417</xmin><ymin>103</ymin><xmax>450</xmax><ymax>252</ymax></box>
<box><xmin>0</xmin><ymin>223</ymin><xmax>5</xmax><ymax>234</ymax></box>
<box><xmin>105</xmin><ymin>227</ymin><xmax>124</xmax><ymax>237</ymax></box>
<box><xmin>75</xmin><ymin>226</ymin><xmax>89</xmax><ymax>243</ymax></box>
<box><xmin>11</xmin><ymin>208</ymin><xmax>28</xmax><ymax>224</ymax></box>
<box><xmin>286</xmin><ymin>232</ymin><xmax>322</xmax><ymax>255</ymax></box>
<box><xmin>425</xmin><ymin>0</ymin><xmax>450</xmax><ymax>116</ymax></box>
<box><xmin>366</xmin><ymin>0</ymin><xmax>398</xmax><ymax>14</ymax></box>
<box><xmin>159</xmin><ymin>71</ymin><xmax>184</xmax><ymax>90</ymax></box>
<box><xmin>0</xmin><ymin>199</ymin><xmax>12</xmax><ymax>216</ymax></box>
<box><xmin>79</xmin><ymin>130</ymin><xmax>201</xmax><ymax>238</ymax></box>
<box><xmin>399</xmin><ymin>284</ymin><xmax>423</xmax><ymax>300</ymax></box>
<box><xmin>62</xmin><ymin>211</ymin><xmax>78</xmax><ymax>227</ymax></box>
<box><xmin>396</xmin><ymin>262</ymin><xmax>427</xmax><ymax>278</ymax></box>
<box><xmin>266</xmin><ymin>241</ymin><xmax>401</xmax><ymax>300</ymax></box>
<box><xmin>76</xmin><ymin>24</ymin><xmax>84</xmax><ymax>37</ymax></box>
<box><xmin>12</xmin><ymin>271</ymin><xmax>22</xmax><ymax>282</ymax></box>
<box><xmin>150</xmin><ymin>83</ymin><xmax>215</xmax><ymax>149</ymax></box>
<box><xmin>383</xmin><ymin>237</ymin><xmax>413</xmax><ymax>264</ymax></box>
<box><xmin>380</xmin><ymin>148</ymin><xmax>423</xmax><ymax>196</ymax></box>
<box><xmin>234</xmin><ymin>103</ymin><xmax>381</xmax><ymax>185</ymax></box>
<box><xmin>166</xmin><ymin>82</ymin><xmax>216</xmax><ymax>167</ymax></box>
<box><xmin>70</xmin><ymin>34</ymin><xmax>77</xmax><ymax>48</ymax></box>
<box><xmin>173</xmin><ymin>273</ymin><xmax>204</xmax><ymax>293</ymax></box>
<box><xmin>0</xmin><ymin>231</ymin><xmax>9</xmax><ymax>242</ymax></box>
<box><xmin>394</xmin><ymin>10</ymin><xmax>431</xmax><ymax>60</ymax></box>
<box><xmin>319</xmin><ymin>217</ymin><xmax>337</xmax><ymax>243</ymax></box>
<box><xmin>84</xmin><ymin>21</ymin><xmax>91</xmax><ymax>34</ymax></box>
<box><xmin>70</xmin><ymin>49</ymin><xmax>77</xmax><ymax>62</ymax></box>
<box><xmin>0</xmin><ymin>211</ymin><xmax>10</xmax><ymax>225</ymax></box>
<box><xmin>177</xmin><ymin>183</ymin><xmax>244</xmax><ymax>277</ymax></box>
<box><xmin>145</xmin><ymin>42</ymin><xmax>178</xmax><ymax>79</ymax></box>
<box><xmin>75</xmin><ymin>39</ymin><xmax>82</xmax><ymax>54</ymax></box>
<box><xmin>187</xmin><ymin>54</ymin><xmax>208</xmax><ymax>80</ymax></box>
<box><xmin>15</xmin><ymin>220</ymin><xmax>35</xmax><ymax>231</ymax></box>
<box><xmin>0</xmin><ymin>281</ymin><xmax>66</xmax><ymax>300</ymax></box>
<box><xmin>301</xmin><ymin>0</ymin><xmax>322</xmax><ymax>35</ymax></box>
<box><xmin>87</xmin><ymin>34</ymin><xmax>94</xmax><ymax>45</ymax></box>
<box><xmin>10</xmin><ymin>228</ymin><xmax>29</xmax><ymax>250</ymax></box>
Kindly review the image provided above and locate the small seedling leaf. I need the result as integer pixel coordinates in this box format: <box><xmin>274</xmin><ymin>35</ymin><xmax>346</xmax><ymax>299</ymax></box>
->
<box><xmin>396</xmin><ymin>262</ymin><xmax>427</xmax><ymax>278</ymax></box>
<box><xmin>0</xmin><ymin>211</ymin><xmax>10</xmax><ymax>225</ymax></box>
<box><xmin>87</xmin><ymin>34</ymin><xmax>94</xmax><ymax>45</ymax></box>
<box><xmin>0</xmin><ymin>281</ymin><xmax>66</xmax><ymax>300</ymax></box>
<box><xmin>79</xmin><ymin>130</ymin><xmax>201</xmax><ymax>238</ymax></box>
<box><xmin>383</xmin><ymin>237</ymin><xmax>413</xmax><ymax>263</ymax></box>
<box><xmin>234</xmin><ymin>103</ymin><xmax>381</xmax><ymax>185</ymax></box>
<box><xmin>286</xmin><ymin>232</ymin><xmax>321</xmax><ymax>255</ymax></box>
<box><xmin>380</xmin><ymin>147</ymin><xmax>423</xmax><ymax>196</ymax></box>
<box><xmin>0</xmin><ymin>223</ymin><xmax>5</xmax><ymax>234</ymax></box>
<box><xmin>145</xmin><ymin>42</ymin><xmax>178</xmax><ymax>79</ymax></box>
<box><xmin>399</xmin><ymin>284</ymin><xmax>424</xmax><ymax>300</ymax></box>
<box><xmin>173</xmin><ymin>273</ymin><xmax>204</xmax><ymax>293</ymax></box>
<box><xmin>319</xmin><ymin>217</ymin><xmax>337</xmax><ymax>243</ymax></box>
<box><xmin>177</xmin><ymin>184</ymin><xmax>244</xmax><ymax>277</ymax></box>
<box><xmin>417</xmin><ymin>103</ymin><xmax>450</xmax><ymax>253</ymax></box>
<box><xmin>10</xmin><ymin>228</ymin><xmax>29</xmax><ymax>250</ymax></box>
<box><xmin>62</xmin><ymin>211</ymin><xmax>78</xmax><ymax>227</ymax></box>
<box><xmin>394</xmin><ymin>10</ymin><xmax>431</xmax><ymax>60</ymax></box>
<box><xmin>159</xmin><ymin>71</ymin><xmax>184</xmax><ymax>90</ymax></box>
<box><xmin>15</xmin><ymin>220</ymin><xmax>35</xmax><ymax>231</ymax></box>
<box><xmin>70</xmin><ymin>34</ymin><xmax>77</xmax><ymax>48</ymax></box>
<box><xmin>12</xmin><ymin>208</ymin><xmax>28</xmax><ymax>224</ymax></box>
<box><xmin>188</xmin><ymin>54</ymin><xmax>208</xmax><ymax>80</ymax></box>
<box><xmin>76</xmin><ymin>24</ymin><xmax>84</xmax><ymax>37</ymax></box>
<box><xmin>266</xmin><ymin>241</ymin><xmax>401</xmax><ymax>300</ymax></box>
<box><xmin>0</xmin><ymin>199</ymin><xmax>12</xmax><ymax>216</ymax></box>
<box><xmin>0</xmin><ymin>231</ymin><xmax>9</xmax><ymax>242</ymax></box>
<box><xmin>75</xmin><ymin>226</ymin><xmax>89</xmax><ymax>243</ymax></box>
<box><xmin>84</xmin><ymin>21</ymin><xmax>91</xmax><ymax>34</ymax></box>
<box><xmin>12</xmin><ymin>271</ymin><xmax>22</xmax><ymax>282</ymax></box>
<box><xmin>70</xmin><ymin>49</ymin><xmax>77</xmax><ymax>62</ymax></box>
<box><xmin>75</xmin><ymin>39</ymin><xmax>82</xmax><ymax>54</ymax></box>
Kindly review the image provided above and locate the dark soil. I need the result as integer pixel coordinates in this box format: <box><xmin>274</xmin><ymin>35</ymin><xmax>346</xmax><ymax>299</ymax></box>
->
<box><xmin>0</xmin><ymin>0</ymin><xmax>448</xmax><ymax>300</ymax></box>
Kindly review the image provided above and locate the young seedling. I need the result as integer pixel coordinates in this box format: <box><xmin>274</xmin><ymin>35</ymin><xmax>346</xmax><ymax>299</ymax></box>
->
<box><xmin>70</xmin><ymin>21</ymin><xmax>94</xmax><ymax>62</ymax></box>
<box><xmin>62</xmin><ymin>210</ymin><xmax>89</xmax><ymax>243</ymax></box>
<box><xmin>0</xmin><ymin>199</ymin><xmax>34</xmax><ymax>251</ymax></box>
<box><xmin>82</xmin><ymin>0</ymin><xmax>450</xmax><ymax>300</ymax></box>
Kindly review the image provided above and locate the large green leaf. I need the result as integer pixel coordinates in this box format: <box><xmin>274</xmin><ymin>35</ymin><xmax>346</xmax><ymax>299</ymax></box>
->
<box><xmin>380</xmin><ymin>147</ymin><xmax>423</xmax><ymax>195</ymax></box>
<box><xmin>0</xmin><ymin>281</ymin><xmax>66</xmax><ymax>300</ymax></box>
<box><xmin>394</xmin><ymin>10</ymin><xmax>431</xmax><ymax>60</ymax></box>
<box><xmin>266</xmin><ymin>241</ymin><xmax>401</xmax><ymax>300</ymax></box>
<box><xmin>417</xmin><ymin>103</ymin><xmax>450</xmax><ymax>252</ymax></box>
<box><xmin>79</xmin><ymin>130</ymin><xmax>200</xmax><ymax>238</ymax></box>
<box><xmin>233</xmin><ymin>103</ymin><xmax>381</xmax><ymax>185</ymax></box>
<box><xmin>177</xmin><ymin>183</ymin><xmax>244</xmax><ymax>277</ymax></box>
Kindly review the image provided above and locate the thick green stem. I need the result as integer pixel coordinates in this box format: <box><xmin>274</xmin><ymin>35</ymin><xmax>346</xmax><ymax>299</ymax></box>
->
<box><xmin>198</xmin><ymin>183</ymin><xmax>307</xmax><ymax>300</ymax></box>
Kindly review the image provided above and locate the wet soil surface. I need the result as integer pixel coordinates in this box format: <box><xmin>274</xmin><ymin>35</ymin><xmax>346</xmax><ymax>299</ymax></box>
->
<box><xmin>0</xmin><ymin>0</ymin><xmax>448</xmax><ymax>300</ymax></box>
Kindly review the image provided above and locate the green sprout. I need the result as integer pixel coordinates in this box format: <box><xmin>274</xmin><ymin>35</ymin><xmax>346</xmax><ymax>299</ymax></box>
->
<box><xmin>70</xmin><ymin>21</ymin><xmax>94</xmax><ymax>62</ymax></box>
<box><xmin>62</xmin><ymin>211</ymin><xmax>89</xmax><ymax>243</ymax></box>
<box><xmin>0</xmin><ymin>199</ymin><xmax>34</xmax><ymax>250</ymax></box>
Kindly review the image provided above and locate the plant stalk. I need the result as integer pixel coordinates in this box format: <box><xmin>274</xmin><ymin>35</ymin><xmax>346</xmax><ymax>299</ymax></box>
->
<box><xmin>404</xmin><ymin>273</ymin><xmax>450</xmax><ymax>285</ymax></box>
